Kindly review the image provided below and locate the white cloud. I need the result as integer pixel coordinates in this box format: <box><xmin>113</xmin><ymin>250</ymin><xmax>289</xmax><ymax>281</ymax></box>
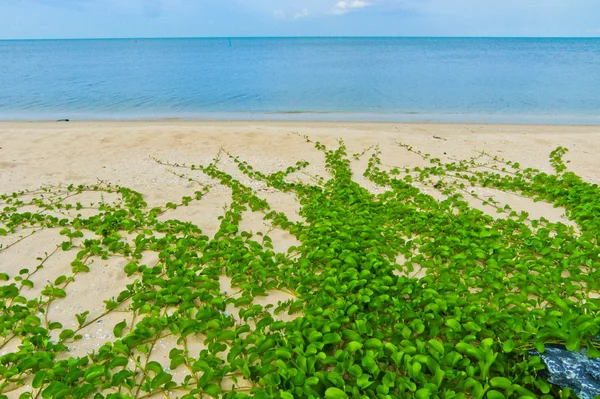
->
<box><xmin>331</xmin><ymin>0</ymin><xmax>370</xmax><ymax>15</ymax></box>
<box><xmin>294</xmin><ymin>7</ymin><xmax>310</xmax><ymax>19</ymax></box>
<box><xmin>273</xmin><ymin>6</ymin><xmax>310</xmax><ymax>20</ymax></box>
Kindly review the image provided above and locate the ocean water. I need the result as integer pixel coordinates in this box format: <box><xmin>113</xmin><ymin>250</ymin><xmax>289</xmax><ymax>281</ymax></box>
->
<box><xmin>0</xmin><ymin>37</ymin><xmax>599</xmax><ymax>123</ymax></box>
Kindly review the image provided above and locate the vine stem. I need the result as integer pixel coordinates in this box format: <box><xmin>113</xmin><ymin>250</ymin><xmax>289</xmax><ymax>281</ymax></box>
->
<box><xmin>4</xmin><ymin>245</ymin><xmax>60</xmax><ymax>310</ymax></box>
<box><xmin>0</xmin><ymin>229</ymin><xmax>40</xmax><ymax>253</ymax></box>
<box><xmin>43</xmin><ymin>252</ymin><xmax>93</xmax><ymax>330</ymax></box>
<box><xmin>134</xmin><ymin>307</ymin><xmax>168</xmax><ymax>399</ymax></box>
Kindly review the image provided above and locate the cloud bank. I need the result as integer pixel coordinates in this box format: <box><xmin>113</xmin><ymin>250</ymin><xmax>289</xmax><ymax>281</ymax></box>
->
<box><xmin>331</xmin><ymin>0</ymin><xmax>371</xmax><ymax>15</ymax></box>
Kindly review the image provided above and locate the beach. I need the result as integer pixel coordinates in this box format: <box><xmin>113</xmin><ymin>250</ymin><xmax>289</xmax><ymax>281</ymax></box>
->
<box><xmin>2</xmin><ymin>120</ymin><xmax>599</xmax><ymax>268</ymax></box>
<box><xmin>2</xmin><ymin>120</ymin><xmax>600</xmax><ymax>397</ymax></box>
<box><xmin>2</xmin><ymin>120</ymin><xmax>600</xmax><ymax>194</ymax></box>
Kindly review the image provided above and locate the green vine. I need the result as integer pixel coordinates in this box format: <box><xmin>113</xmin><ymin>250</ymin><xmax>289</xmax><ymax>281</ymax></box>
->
<box><xmin>1</xmin><ymin>138</ymin><xmax>598</xmax><ymax>399</ymax></box>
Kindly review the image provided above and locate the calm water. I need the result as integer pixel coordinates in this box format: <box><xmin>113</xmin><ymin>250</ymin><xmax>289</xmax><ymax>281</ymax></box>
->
<box><xmin>0</xmin><ymin>37</ymin><xmax>599</xmax><ymax>123</ymax></box>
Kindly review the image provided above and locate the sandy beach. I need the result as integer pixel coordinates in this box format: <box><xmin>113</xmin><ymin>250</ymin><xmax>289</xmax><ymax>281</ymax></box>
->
<box><xmin>2</xmin><ymin>120</ymin><xmax>600</xmax><ymax>290</ymax></box>
<box><xmin>1</xmin><ymin>120</ymin><xmax>600</xmax><ymax>397</ymax></box>
<box><xmin>0</xmin><ymin>121</ymin><xmax>596</xmax><ymax>233</ymax></box>
<box><xmin>2</xmin><ymin>120</ymin><xmax>599</xmax><ymax>193</ymax></box>
<box><xmin>1</xmin><ymin>121</ymin><xmax>599</xmax><ymax>221</ymax></box>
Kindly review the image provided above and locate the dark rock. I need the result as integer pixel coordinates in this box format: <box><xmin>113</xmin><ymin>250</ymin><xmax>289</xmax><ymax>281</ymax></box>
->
<box><xmin>533</xmin><ymin>346</ymin><xmax>600</xmax><ymax>399</ymax></box>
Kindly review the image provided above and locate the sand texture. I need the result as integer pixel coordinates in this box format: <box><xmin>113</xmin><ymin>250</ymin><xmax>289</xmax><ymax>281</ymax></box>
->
<box><xmin>1</xmin><ymin>120</ymin><xmax>599</xmax><ymax>397</ymax></box>
<box><xmin>1</xmin><ymin>121</ymin><xmax>599</xmax><ymax>220</ymax></box>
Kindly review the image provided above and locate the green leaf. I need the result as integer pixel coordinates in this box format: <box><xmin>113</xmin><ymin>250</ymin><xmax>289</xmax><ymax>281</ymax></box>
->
<box><xmin>535</xmin><ymin>379</ymin><xmax>551</xmax><ymax>394</ymax></box>
<box><xmin>357</xmin><ymin>373</ymin><xmax>373</xmax><ymax>389</ymax></box>
<box><xmin>170</xmin><ymin>354</ymin><xmax>186</xmax><ymax>370</ymax></box>
<box><xmin>59</xmin><ymin>329</ymin><xmax>75</xmax><ymax>340</ymax></box>
<box><xmin>108</xmin><ymin>356</ymin><xmax>129</xmax><ymax>369</ymax></box>
<box><xmin>347</xmin><ymin>341</ymin><xmax>363</xmax><ymax>353</ymax></box>
<box><xmin>124</xmin><ymin>262</ymin><xmax>138</xmax><ymax>276</ymax></box>
<box><xmin>455</xmin><ymin>342</ymin><xmax>484</xmax><ymax>361</ymax></box>
<box><xmin>113</xmin><ymin>320</ymin><xmax>127</xmax><ymax>338</ymax></box>
<box><xmin>343</xmin><ymin>256</ymin><xmax>357</xmax><ymax>267</ymax></box>
<box><xmin>276</xmin><ymin>348</ymin><xmax>292</xmax><ymax>360</ymax></box>
<box><xmin>325</xmin><ymin>387</ymin><xmax>348</xmax><ymax>399</ymax></box>
<box><xmin>104</xmin><ymin>299</ymin><xmax>119</xmax><ymax>311</ymax></box>
<box><xmin>364</xmin><ymin>338</ymin><xmax>383</xmax><ymax>350</ymax></box>
<box><xmin>416</xmin><ymin>389</ymin><xmax>432</xmax><ymax>399</ymax></box>
<box><xmin>76</xmin><ymin>311</ymin><xmax>89</xmax><ymax>327</ymax></box>
<box><xmin>446</xmin><ymin>319</ymin><xmax>462</xmax><ymax>332</ymax></box>
<box><xmin>32</xmin><ymin>370</ymin><xmax>47</xmax><ymax>389</ymax></box>
<box><xmin>587</xmin><ymin>341</ymin><xmax>600</xmax><ymax>359</ymax></box>
<box><xmin>304</xmin><ymin>377</ymin><xmax>319</xmax><ymax>386</ymax></box>
<box><xmin>428</xmin><ymin>339</ymin><xmax>445</xmax><ymax>355</ymax></box>
<box><xmin>486</xmin><ymin>391</ymin><xmax>506</xmax><ymax>399</ymax></box>
<box><xmin>48</xmin><ymin>322</ymin><xmax>62</xmax><ymax>330</ymax></box>
<box><xmin>21</xmin><ymin>279</ymin><xmax>34</xmax><ymax>288</ymax></box>
<box><xmin>323</xmin><ymin>333</ymin><xmax>342</xmax><ymax>345</ymax></box>
<box><xmin>566</xmin><ymin>330</ymin><xmax>581</xmax><ymax>351</ymax></box>
<box><xmin>348</xmin><ymin>364</ymin><xmax>362</xmax><ymax>378</ymax></box>
<box><xmin>464</xmin><ymin>321</ymin><xmax>481</xmax><ymax>333</ymax></box>
<box><xmin>84</xmin><ymin>366</ymin><xmax>104</xmax><ymax>383</ymax></box>
<box><xmin>362</xmin><ymin>356</ymin><xmax>379</xmax><ymax>375</ymax></box>
<box><xmin>490</xmin><ymin>377</ymin><xmax>512</xmax><ymax>390</ymax></box>
<box><xmin>342</xmin><ymin>329</ymin><xmax>362</xmax><ymax>342</ymax></box>
<box><xmin>308</xmin><ymin>331</ymin><xmax>323</xmax><ymax>342</ymax></box>
<box><xmin>327</xmin><ymin>371</ymin><xmax>345</xmax><ymax>387</ymax></box>
<box><xmin>54</xmin><ymin>275</ymin><xmax>67</xmax><ymax>286</ymax></box>
<box><xmin>203</xmin><ymin>384</ymin><xmax>222</xmax><ymax>398</ymax></box>
<box><xmin>151</xmin><ymin>372</ymin><xmax>172</xmax><ymax>390</ymax></box>
<box><xmin>502</xmin><ymin>340</ymin><xmax>515</xmax><ymax>353</ymax></box>
<box><xmin>217</xmin><ymin>330</ymin><xmax>236</xmax><ymax>342</ymax></box>
<box><xmin>146</xmin><ymin>361</ymin><xmax>163</xmax><ymax>375</ymax></box>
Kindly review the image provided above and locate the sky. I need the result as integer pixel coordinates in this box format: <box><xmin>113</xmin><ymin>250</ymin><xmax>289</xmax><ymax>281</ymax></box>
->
<box><xmin>1</xmin><ymin>0</ymin><xmax>599</xmax><ymax>39</ymax></box>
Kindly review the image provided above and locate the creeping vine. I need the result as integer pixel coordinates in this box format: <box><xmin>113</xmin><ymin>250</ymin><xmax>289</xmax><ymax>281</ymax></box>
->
<box><xmin>1</xmin><ymin>138</ymin><xmax>599</xmax><ymax>399</ymax></box>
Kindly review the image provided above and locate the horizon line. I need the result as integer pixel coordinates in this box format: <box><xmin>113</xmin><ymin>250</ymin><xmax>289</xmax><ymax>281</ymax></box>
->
<box><xmin>1</xmin><ymin>35</ymin><xmax>600</xmax><ymax>41</ymax></box>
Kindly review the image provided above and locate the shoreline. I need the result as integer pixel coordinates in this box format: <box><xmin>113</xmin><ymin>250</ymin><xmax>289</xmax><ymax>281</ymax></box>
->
<box><xmin>2</xmin><ymin>119</ymin><xmax>600</xmax><ymax>128</ymax></box>
<box><xmin>2</xmin><ymin>114</ymin><xmax>600</xmax><ymax>126</ymax></box>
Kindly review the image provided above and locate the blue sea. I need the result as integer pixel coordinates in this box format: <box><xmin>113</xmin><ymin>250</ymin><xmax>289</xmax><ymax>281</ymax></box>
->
<box><xmin>0</xmin><ymin>37</ymin><xmax>599</xmax><ymax>124</ymax></box>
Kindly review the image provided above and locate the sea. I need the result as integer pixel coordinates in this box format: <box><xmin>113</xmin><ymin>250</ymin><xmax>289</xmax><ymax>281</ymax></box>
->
<box><xmin>0</xmin><ymin>37</ymin><xmax>599</xmax><ymax>124</ymax></box>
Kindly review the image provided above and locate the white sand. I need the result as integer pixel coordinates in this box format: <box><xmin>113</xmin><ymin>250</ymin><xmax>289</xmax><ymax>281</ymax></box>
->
<box><xmin>1</xmin><ymin>120</ymin><xmax>599</xmax><ymax>198</ymax></box>
<box><xmin>1</xmin><ymin>121</ymin><xmax>599</xmax><ymax>395</ymax></box>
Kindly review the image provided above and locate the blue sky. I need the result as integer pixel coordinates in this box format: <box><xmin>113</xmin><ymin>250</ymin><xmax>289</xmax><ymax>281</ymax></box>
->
<box><xmin>1</xmin><ymin>0</ymin><xmax>599</xmax><ymax>39</ymax></box>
